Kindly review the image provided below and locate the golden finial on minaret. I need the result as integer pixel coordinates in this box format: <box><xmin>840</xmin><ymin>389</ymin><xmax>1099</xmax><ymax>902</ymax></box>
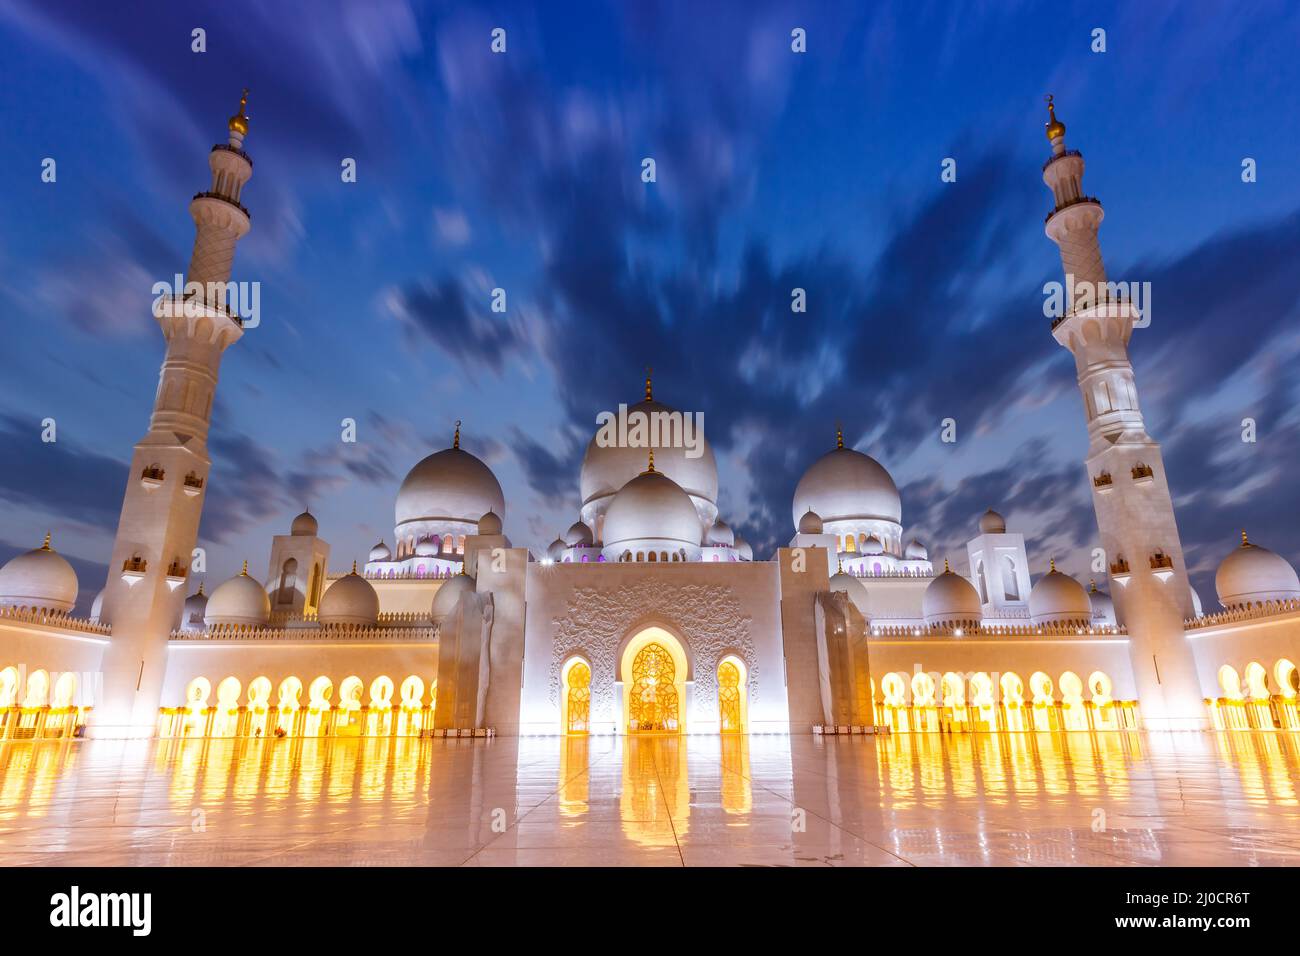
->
<box><xmin>40</xmin><ymin>531</ymin><xmax>51</xmax><ymax>551</ymax></box>
<box><xmin>229</xmin><ymin>88</ymin><xmax>250</xmax><ymax>136</ymax></box>
<box><xmin>645</xmin><ymin>367</ymin><xmax>653</xmax><ymax>402</ymax></box>
<box><xmin>646</xmin><ymin>448</ymin><xmax>656</xmax><ymax>474</ymax></box>
<box><xmin>1044</xmin><ymin>94</ymin><xmax>1065</xmax><ymax>141</ymax></box>
<box><xmin>240</xmin><ymin>560</ymin><xmax>249</xmax><ymax>576</ymax></box>
<box><xmin>453</xmin><ymin>420</ymin><xmax>461</xmax><ymax>450</ymax></box>
<box><xmin>836</xmin><ymin>423</ymin><xmax>844</xmax><ymax>450</ymax></box>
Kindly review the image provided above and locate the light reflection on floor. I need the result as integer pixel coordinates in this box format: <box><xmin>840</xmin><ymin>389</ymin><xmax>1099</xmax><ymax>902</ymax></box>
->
<box><xmin>2</xmin><ymin>731</ymin><xmax>1300</xmax><ymax>866</ymax></box>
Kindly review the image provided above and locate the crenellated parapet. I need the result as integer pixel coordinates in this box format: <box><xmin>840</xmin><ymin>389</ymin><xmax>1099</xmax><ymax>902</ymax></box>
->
<box><xmin>170</xmin><ymin>622</ymin><xmax>437</xmax><ymax>642</ymax></box>
<box><xmin>1184</xmin><ymin>598</ymin><xmax>1300</xmax><ymax>630</ymax></box>
<box><xmin>868</xmin><ymin>621</ymin><xmax>1127</xmax><ymax>639</ymax></box>
<box><xmin>0</xmin><ymin>605</ymin><xmax>112</xmax><ymax>636</ymax></box>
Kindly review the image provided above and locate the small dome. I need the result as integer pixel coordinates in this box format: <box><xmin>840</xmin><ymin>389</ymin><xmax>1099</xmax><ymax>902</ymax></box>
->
<box><xmin>0</xmin><ymin>534</ymin><xmax>78</xmax><ymax>613</ymax></box>
<box><xmin>734</xmin><ymin>535</ymin><xmax>753</xmax><ymax>561</ymax></box>
<box><xmin>706</xmin><ymin>518</ymin><xmax>735</xmax><ymax>547</ymax></box>
<box><xmin>180</xmin><ymin>584</ymin><xmax>209</xmax><ymax>632</ymax></box>
<box><xmin>1215</xmin><ymin>533</ymin><xmax>1300</xmax><ymax>608</ymax></box>
<box><xmin>205</xmin><ymin>564</ymin><xmax>270</xmax><ymax>627</ymax></box>
<box><xmin>368</xmin><ymin>540</ymin><xmax>392</xmax><ymax>563</ymax></box>
<box><xmin>792</xmin><ymin>446</ymin><xmax>901</xmax><ymax>529</ymax></box>
<box><xmin>1088</xmin><ymin>580</ymin><xmax>1116</xmax><ymax>626</ymax></box>
<box><xmin>979</xmin><ymin>508</ymin><xmax>1006</xmax><ymax>534</ymax></box>
<box><xmin>797</xmin><ymin>510</ymin><xmax>824</xmax><ymax>535</ymax></box>
<box><xmin>830</xmin><ymin>570</ymin><xmax>870</xmax><ymax>616</ymax></box>
<box><xmin>431</xmin><ymin>573</ymin><xmax>474</xmax><ymax>622</ymax></box>
<box><xmin>1028</xmin><ymin>562</ymin><xmax>1091</xmax><ymax>625</ymax></box>
<box><xmin>318</xmin><ymin>566</ymin><xmax>379</xmax><ymax>626</ymax></box>
<box><xmin>479</xmin><ymin>511</ymin><xmax>503</xmax><ymax>535</ymax></box>
<box><xmin>290</xmin><ymin>510</ymin><xmax>318</xmax><ymax>536</ymax></box>
<box><xmin>603</xmin><ymin>468</ymin><xmax>703</xmax><ymax>551</ymax></box>
<box><xmin>414</xmin><ymin>536</ymin><xmax>439</xmax><ymax>557</ymax></box>
<box><xmin>922</xmin><ymin>563</ymin><xmax>982</xmax><ymax>627</ymax></box>
<box><xmin>546</xmin><ymin>537</ymin><xmax>566</xmax><ymax>561</ymax></box>
<box><xmin>89</xmin><ymin>588</ymin><xmax>106</xmax><ymax>624</ymax></box>
<box><xmin>861</xmin><ymin>534</ymin><xmax>884</xmax><ymax>556</ymax></box>
<box><xmin>904</xmin><ymin>538</ymin><xmax>928</xmax><ymax>560</ymax></box>
<box><xmin>564</xmin><ymin>520</ymin><xmax>593</xmax><ymax>547</ymax></box>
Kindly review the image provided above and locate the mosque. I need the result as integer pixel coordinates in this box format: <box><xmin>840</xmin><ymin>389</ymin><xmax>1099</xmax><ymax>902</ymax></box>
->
<box><xmin>1</xmin><ymin>94</ymin><xmax>1298</xmax><ymax>742</ymax></box>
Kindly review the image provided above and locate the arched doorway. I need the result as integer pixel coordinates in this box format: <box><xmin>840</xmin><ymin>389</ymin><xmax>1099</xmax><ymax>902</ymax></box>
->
<box><xmin>718</xmin><ymin>656</ymin><xmax>747</xmax><ymax>733</ymax></box>
<box><xmin>562</xmin><ymin>657</ymin><xmax>591</xmax><ymax>735</ymax></box>
<box><xmin>620</xmin><ymin>628</ymin><xmax>688</xmax><ymax>734</ymax></box>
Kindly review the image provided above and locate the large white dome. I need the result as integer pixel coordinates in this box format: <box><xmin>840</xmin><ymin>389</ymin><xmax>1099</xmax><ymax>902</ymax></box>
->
<box><xmin>1215</xmin><ymin>534</ymin><xmax>1300</xmax><ymax>608</ymax></box>
<box><xmin>792</xmin><ymin>446</ymin><xmax>901</xmax><ymax>530</ymax></box>
<box><xmin>205</xmin><ymin>565</ymin><xmax>270</xmax><ymax>627</ymax></box>
<box><xmin>922</xmin><ymin>566</ymin><xmax>982</xmax><ymax>627</ymax></box>
<box><xmin>602</xmin><ymin>468</ymin><xmax>703</xmax><ymax>552</ymax></box>
<box><xmin>1028</xmin><ymin>564</ymin><xmax>1091</xmax><ymax>626</ymax></box>
<box><xmin>0</xmin><ymin>534</ymin><xmax>78</xmax><ymax>613</ymax></box>
<box><xmin>395</xmin><ymin>445</ymin><xmax>505</xmax><ymax>541</ymax></box>
<box><xmin>580</xmin><ymin>395</ymin><xmax>718</xmax><ymax>527</ymax></box>
<box><xmin>319</xmin><ymin>567</ymin><xmax>380</xmax><ymax>626</ymax></box>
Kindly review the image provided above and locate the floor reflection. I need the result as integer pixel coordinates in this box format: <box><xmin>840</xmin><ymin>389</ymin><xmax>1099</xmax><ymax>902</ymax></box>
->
<box><xmin>1</xmin><ymin>731</ymin><xmax>1299</xmax><ymax>866</ymax></box>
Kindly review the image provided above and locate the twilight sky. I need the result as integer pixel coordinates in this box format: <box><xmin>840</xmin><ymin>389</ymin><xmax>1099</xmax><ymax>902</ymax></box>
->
<box><xmin>1</xmin><ymin>0</ymin><xmax>1299</xmax><ymax>612</ymax></box>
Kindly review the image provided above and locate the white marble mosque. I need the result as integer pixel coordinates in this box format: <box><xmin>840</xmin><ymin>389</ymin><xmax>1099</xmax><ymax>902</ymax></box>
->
<box><xmin>2</xmin><ymin>94</ymin><xmax>1299</xmax><ymax>745</ymax></box>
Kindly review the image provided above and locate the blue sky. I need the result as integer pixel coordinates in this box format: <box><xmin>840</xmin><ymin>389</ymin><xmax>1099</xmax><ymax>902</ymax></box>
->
<box><xmin>2</xmin><ymin>0</ymin><xmax>1299</xmax><ymax>611</ymax></box>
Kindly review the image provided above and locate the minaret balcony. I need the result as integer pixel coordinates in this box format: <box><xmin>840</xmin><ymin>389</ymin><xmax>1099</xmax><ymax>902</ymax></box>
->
<box><xmin>1149</xmin><ymin>552</ymin><xmax>1175</xmax><ymax>581</ymax></box>
<box><xmin>191</xmin><ymin>190</ymin><xmax>251</xmax><ymax>219</ymax></box>
<box><xmin>211</xmin><ymin>143</ymin><xmax>253</xmax><ymax>167</ymax></box>
<box><xmin>1109</xmin><ymin>558</ymin><xmax>1131</xmax><ymax>586</ymax></box>
<box><xmin>1092</xmin><ymin>471</ymin><xmax>1113</xmax><ymax>493</ymax></box>
<box><xmin>1041</xmin><ymin>148</ymin><xmax>1083</xmax><ymax>173</ymax></box>
<box><xmin>1130</xmin><ymin>463</ymin><xmax>1154</xmax><ymax>485</ymax></box>
<box><xmin>164</xmin><ymin>561</ymin><xmax>189</xmax><ymax>591</ymax></box>
<box><xmin>140</xmin><ymin>465</ymin><xmax>165</xmax><ymax>489</ymax></box>
<box><xmin>1044</xmin><ymin>195</ymin><xmax>1101</xmax><ymax>225</ymax></box>
<box><xmin>183</xmin><ymin>472</ymin><xmax>205</xmax><ymax>497</ymax></box>
<box><xmin>121</xmin><ymin>556</ymin><xmax>148</xmax><ymax>586</ymax></box>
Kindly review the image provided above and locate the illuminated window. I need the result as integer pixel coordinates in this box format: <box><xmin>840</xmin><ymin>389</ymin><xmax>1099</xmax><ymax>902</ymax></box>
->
<box><xmin>564</xmin><ymin>660</ymin><xmax>591</xmax><ymax>735</ymax></box>
<box><xmin>718</xmin><ymin>660</ymin><xmax>742</xmax><ymax>732</ymax></box>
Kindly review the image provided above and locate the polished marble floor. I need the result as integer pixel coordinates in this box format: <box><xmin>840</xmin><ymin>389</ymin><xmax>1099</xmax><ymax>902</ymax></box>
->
<box><xmin>2</xmin><ymin>730</ymin><xmax>1300</xmax><ymax>866</ymax></box>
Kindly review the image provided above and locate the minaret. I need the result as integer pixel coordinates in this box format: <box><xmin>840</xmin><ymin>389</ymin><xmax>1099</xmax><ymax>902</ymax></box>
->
<box><xmin>1042</xmin><ymin>96</ymin><xmax>1205</xmax><ymax>730</ymax></box>
<box><xmin>94</xmin><ymin>92</ymin><xmax>255</xmax><ymax>736</ymax></box>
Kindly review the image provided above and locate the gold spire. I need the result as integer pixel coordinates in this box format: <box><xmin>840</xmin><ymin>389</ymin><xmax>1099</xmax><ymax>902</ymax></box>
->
<box><xmin>1241</xmin><ymin>530</ymin><xmax>1250</xmax><ymax>547</ymax></box>
<box><xmin>240</xmin><ymin>560</ymin><xmax>249</xmax><ymax>576</ymax></box>
<box><xmin>645</xmin><ymin>367</ymin><xmax>653</xmax><ymax>402</ymax></box>
<box><xmin>197</xmin><ymin>581</ymin><xmax>205</xmax><ymax>596</ymax></box>
<box><xmin>453</xmin><ymin>420</ymin><xmax>461</xmax><ymax>449</ymax></box>
<box><xmin>944</xmin><ymin>558</ymin><xmax>950</xmax><ymax>573</ymax></box>
<box><xmin>1089</xmin><ymin>578</ymin><xmax>1098</xmax><ymax>593</ymax></box>
<box><xmin>40</xmin><ymin>531</ymin><xmax>51</xmax><ymax>551</ymax></box>
<box><xmin>645</xmin><ymin>448</ymin><xmax>656</xmax><ymax>474</ymax></box>
<box><xmin>228</xmin><ymin>88</ymin><xmax>250</xmax><ymax>136</ymax></box>
<box><xmin>1044</xmin><ymin>94</ymin><xmax>1065</xmax><ymax>141</ymax></box>
<box><xmin>836</xmin><ymin>423</ymin><xmax>844</xmax><ymax>450</ymax></box>
<box><xmin>351</xmin><ymin>560</ymin><xmax>359</xmax><ymax>575</ymax></box>
<box><xmin>837</xmin><ymin>558</ymin><xmax>843</xmax><ymax>574</ymax></box>
<box><xmin>1050</xmin><ymin>557</ymin><xmax>1057</xmax><ymax>573</ymax></box>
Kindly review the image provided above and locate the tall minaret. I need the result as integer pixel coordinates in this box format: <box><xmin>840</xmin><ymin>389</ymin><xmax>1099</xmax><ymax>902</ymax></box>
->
<box><xmin>1042</xmin><ymin>96</ymin><xmax>1205</xmax><ymax>730</ymax></box>
<box><xmin>94</xmin><ymin>92</ymin><xmax>255</xmax><ymax>736</ymax></box>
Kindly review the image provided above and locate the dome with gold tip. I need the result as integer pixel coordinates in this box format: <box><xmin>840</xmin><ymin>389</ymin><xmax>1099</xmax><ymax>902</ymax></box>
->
<box><xmin>1044</xmin><ymin>94</ymin><xmax>1065</xmax><ymax>141</ymax></box>
<box><xmin>228</xmin><ymin>88</ymin><xmax>250</xmax><ymax>136</ymax></box>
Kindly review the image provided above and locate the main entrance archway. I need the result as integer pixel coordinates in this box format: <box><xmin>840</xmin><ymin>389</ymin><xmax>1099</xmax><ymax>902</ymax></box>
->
<box><xmin>620</xmin><ymin>627</ymin><xmax>689</xmax><ymax>734</ymax></box>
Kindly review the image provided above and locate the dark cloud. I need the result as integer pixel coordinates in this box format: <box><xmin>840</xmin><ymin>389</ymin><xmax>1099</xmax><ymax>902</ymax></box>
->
<box><xmin>393</xmin><ymin>276</ymin><xmax>526</xmax><ymax>373</ymax></box>
<box><xmin>0</xmin><ymin>413</ymin><xmax>127</xmax><ymax>525</ymax></box>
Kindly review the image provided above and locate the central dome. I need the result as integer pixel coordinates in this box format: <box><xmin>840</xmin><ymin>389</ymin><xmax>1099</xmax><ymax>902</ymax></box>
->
<box><xmin>602</xmin><ymin>468</ymin><xmax>703</xmax><ymax>552</ymax></box>
<box><xmin>792</xmin><ymin>446</ymin><xmax>901</xmax><ymax>529</ymax></box>
<box><xmin>395</xmin><ymin>446</ymin><xmax>505</xmax><ymax>539</ymax></box>
<box><xmin>580</xmin><ymin>394</ymin><xmax>718</xmax><ymax>528</ymax></box>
